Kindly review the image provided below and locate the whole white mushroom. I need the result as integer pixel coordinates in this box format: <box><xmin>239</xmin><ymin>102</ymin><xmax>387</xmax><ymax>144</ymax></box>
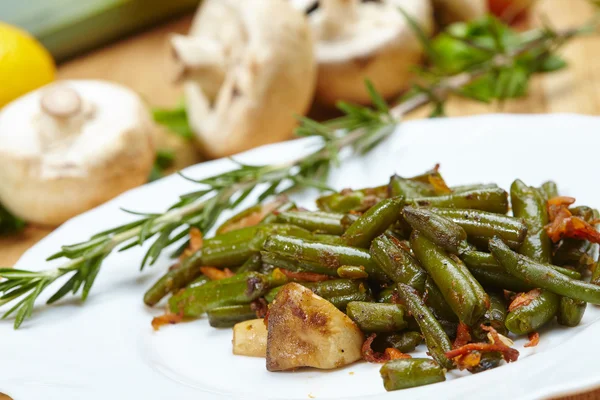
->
<box><xmin>309</xmin><ymin>0</ymin><xmax>434</xmax><ymax>106</ymax></box>
<box><xmin>0</xmin><ymin>80</ymin><xmax>155</xmax><ymax>226</ymax></box>
<box><xmin>171</xmin><ymin>0</ymin><xmax>317</xmax><ymax>159</ymax></box>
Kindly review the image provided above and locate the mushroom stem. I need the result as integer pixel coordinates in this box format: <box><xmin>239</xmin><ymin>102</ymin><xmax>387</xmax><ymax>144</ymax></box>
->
<box><xmin>40</xmin><ymin>86</ymin><xmax>82</xmax><ymax>119</ymax></box>
<box><xmin>319</xmin><ymin>0</ymin><xmax>360</xmax><ymax>39</ymax></box>
<box><xmin>171</xmin><ymin>34</ymin><xmax>225</xmax><ymax>71</ymax></box>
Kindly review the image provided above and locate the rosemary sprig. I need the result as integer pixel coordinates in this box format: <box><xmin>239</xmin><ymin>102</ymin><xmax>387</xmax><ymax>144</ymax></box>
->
<box><xmin>0</xmin><ymin>14</ymin><xmax>596</xmax><ymax>328</ymax></box>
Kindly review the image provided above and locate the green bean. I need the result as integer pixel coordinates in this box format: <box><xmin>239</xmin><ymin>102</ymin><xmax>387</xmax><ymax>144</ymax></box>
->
<box><xmin>539</xmin><ymin>181</ymin><xmax>559</xmax><ymax>201</ymax></box>
<box><xmin>402</xmin><ymin>206</ymin><xmax>469</xmax><ymax>255</ymax></box>
<box><xmin>377</xmin><ymin>286</ymin><xmax>396</xmax><ymax>303</ymax></box>
<box><xmin>346</xmin><ymin>302</ymin><xmax>408</xmax><ymax>332</ymax></box>
<box><xmin>397</xmin><ymin>283</ymin><xmax>453</xmax><ymax>369</ymax></box>
<box><xmin>276</xmin><ymin>211</ymin><xmax>346</xmax><ymax>235</ymax></box>
<box><xmin>337</xmin><ymin>265</ymin><xmax>369</xmax><ymax>279</ymax></box>
<box><xmin>188</xmin><ymin>275</ymin><xmax>210</xmax><ymax>289</ymax></box>
<box><xmin>263</xmin><ymin>235</ymin><xmax>390</xmax><ymax>283</ymax></box>
<box><xmin>264</xmin><ymin>279</ymin><xmax>373</xmax><ymax>308</ymax></box>
<box><xmin>316</xmin><ymin>185</ymin><xmax>387</xmax><ymax>213</ymax></box>
<box><xmin>207</xmin><ymin>304</ymin><xmax>256</xmax><ymax>328</ymax></box>
<box><xmin>430</xmin><ymin>208</ymin><xmax>527</xmax><ymax>247</ymax></box>
<box><xmin>259</xmin><ymin>201</ymin><xmax>296</xmax><ymax>224</ymax></box>
<box><xmin>437</xmin><ymin>319</ymin><xmax>459</xmax><ymax>340</ymax></box>
<box><xmin>504</xmin><ymin>289</ymin><xmax>559</xmax><ymax>335</ymax></box>
<box><xmin>236</xmin><ymin>253</ymin><xmax>263</xmax><ymax>273</ymax></box>
<box><xmin>169</xmin><ymin>271</ymin><xmax>286</xmax><ymax>317</ymax></box>
<box><xmin>472</xmin><ymin>291</ymin><xmax>508</xmax><ymax>340</ymax></box>
<box><xmin>373</xmin><ymin>331</ymin><xmax>423</xmax><ymax>353</ymax></box>
<box><xmin>408</xmin><ymin>188</ymin><xmax>509</xmax><ymax>214</ymax></box>
<box><xmin>557</xmin><ymin>297</ymin><xmax>587</xmax><ymax>327</ymax></box>
<box><xmin>510</xmin><ymin>179</ymin><xmax>551</xmax><ymax>263</ymax></box>
<box><xmin>466</xmin><ymin>264</ymin><xmax>533</xmax><ymax>292</ymax></box>
<box><xmin>143</xmin><ymin>250</ymin><xmax>203</xmax><ymax>306</ymax></box>
<box><xmin>469</xmin><ymin>352</ymin><xmax>503</xmax><ymax>374</ymax></box>
<box><xmin>467</xmin><ymin>235</ymin><xmax>522</xmax><ymax>251</ymax></box>
<box><xmin>552</xmin><ymin>239</ymin><xmax>594</xmax><ymax>269</ymax></box>
<box><xmin>424</xmin><ymin>277</ymin><xmax>458</xmax><ymax>322</ymax></box>
<box><xmin>462</xmin><ymin>249</ymin><xmax>581</xmax><ymax>279</ymax></box>
<box><xmin>200</xmin><ymin>226</ymin><xmax>262</xmax><ymax>268</ymax></box>
<box><xmin>389</xmin><ymin>175</ymin><xmax>435</xmax><ymax>198</ymax></box>
<box><xmin>450</xmin><ymin>183</ymin><xmax>499</xmax><ymax>193</ymax></box>
<box><xmin>370</xmin><ymin>235</ymin><xmax>427</xmax><ymax>292</ymax></box>
<box><xmin>311</xmin><ymin>234</ymin><xmax>345</xmax><ymax>245</ymax></box>
<box><xmin>592</xmin><ymin>260</ymin><xmax>600</xmax><ymax>285</ymax></box>
<box><xmin>260</xmin><ymin>250</ymin><xmax>337</xmax><ymax>276</ymax></box>
<box><xmin>340</xmin><ymin>213</ymin><xmax>360</xmax><ymax>230</ymax></box>
<box><xmin>411</xmin><ymin>231</ymin><xmax>488</xmax><ymax>326</ymax></box>
<box><xmin>380</xmin><ymin>358</ymin><xmax>446</xmax><ymax>391</ymax></box>
<box><xmin>342</xmin><ymin>197</ymin><xmax>405</xmax><ymax>248</ymax></box>
<box><xmin>490</xmin><ymin>238</ymin><xmax>600</xmax><ymax>304</ymax></box>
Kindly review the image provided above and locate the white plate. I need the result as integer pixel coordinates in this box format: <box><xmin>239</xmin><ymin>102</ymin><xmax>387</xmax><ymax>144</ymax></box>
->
<box><xmin>2</xmin><ymin>114</ymin><xmax>600</xmax><ymax>400</ymax></box>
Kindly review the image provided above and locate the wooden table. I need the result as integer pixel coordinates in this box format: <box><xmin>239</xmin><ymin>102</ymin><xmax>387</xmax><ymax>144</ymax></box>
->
<box><xmin>1</xmin><ymin>0</ymin><xmax>599</xmax><ymax>399</ymax></box>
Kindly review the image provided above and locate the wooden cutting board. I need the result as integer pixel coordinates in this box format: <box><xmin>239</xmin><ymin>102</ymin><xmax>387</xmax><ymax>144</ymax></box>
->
<box><xmin>1</xmin><ymin>1</ymin><xmax>599</xmax><ymax>399</ymax></box>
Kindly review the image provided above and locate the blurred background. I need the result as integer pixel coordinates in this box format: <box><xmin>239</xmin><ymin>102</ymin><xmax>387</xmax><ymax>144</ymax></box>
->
<box><xmin>0</xmin><ymin>0</ymin><xmax>599</xmax><ymax>266</ymax></box>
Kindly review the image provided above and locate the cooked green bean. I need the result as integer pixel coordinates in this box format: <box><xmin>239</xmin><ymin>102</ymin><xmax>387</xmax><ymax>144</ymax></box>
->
<box><xmin>276</xmin><ymin>211</ymin><xmax>346</xmax><ymax>235</ymax></box>
<box><xmin>466</xmin><ymin>263</ymin><xmax>533</xmax><ymax>292</ymax></box>
<box><xmin>450</xmin><ymin>183</ymin><xmax>498</xmax><ymax>193</ymax></box>
<box><xmin>370</xmin><ymin>235</ymin><xmax>427</xmax><ymax>292</ymax></box>
<box><xmin>557</xmin><ymin>297</ymin><xmax>587</xmax><ymax>327</ymax></box>
<box><xmin>539</xmin><ymin>181</ymin><xmax>559</xmax><ymax>201</ymax></box>
<box><xmin>373</xmin><ymin>331</ymin><xmax>423</xmax><ymax>353</ymax></box>
<box><xmin>342</xmin><ymin>197</ymin><xmax>405</xmax><ymax>248</ymax></box>
<box><xmin>592</xmin><ymin>260</ymin><xmax>600</xmax><ymax>285</ymax></box>
<box><xmin>263</xmin><ymin>235</ymin><xmax>390</xmax><ymax>283</ymax></box>
<box><xmin>408</xmin><ymin>188</ymin><xmax>509</xmax><ymax>214</ymax></box>
<box><xmin>553</xmin><ymin>239</ymin><xmax>594</xmax><ymax>269</ymax></box>
<box><xmin>316</xmin><ymin>185</ymin><xmax>387</xmax><ymax>213</ymax></box>
<box><xmin>467</xmin><ymin>235</ymin><xmax>522</xmax><ymax>251</ymax></box>
<box><xmin>346</xmin><ymin>302</ymin><xmax>408</xmax><ymax>332</ymax></box>
<box><xmin>337</xmin><ymin>265</ymin><xmax>369</xmax><ymax>279</ymax></box>
<box><xmin>505</xmin><ymin>289</ymin><xmax>559</xmax><ymax>335</ymax></box>
<box><xmin>143</xmin><ymin>250</ymin><xmax>203</xmax><ymax>306</ymax></box>
<box><xmin>403</xmin><ymin>206</ymin><xmax>469</xmax><ymax>255</ymax></box>
<box><xmin>510</xmin><ymin>179</ymin><xmax>551</xmax><ymax>263</ymax></box>
<box><xmin>207</xmin><ymin>304</ymin><xmax>256</xmax><ymax>328</ymax></box>
<box><xmin>397</xmin><ymin>283</ymin><xmax>453</xmax><ymax>369</ymax></box>
<box><xmin>259</xmin><ymin>201</ymin><xmax>296</xmax><ymax>225</ymax></box>
<box><xmin>462</xmin><ymin>249</ymin><xmax>581</xmax><ymax>280</ymax></box>
<box><xmin>469</xmin><ymin>352</ymin><xmax>503</xmax><ymax>374</ymax></box>
<box><xmin>188</xmin><ymin>275</ymin><xmax>210</xmax><ymax>289</ymax></box>
<box><xmin>471</xmin><ymin>291</ymin><xmax>508</xmax><ymax>340</ymax></box>
<box><xmin>490</xmin><ymin>238</ymin><xmax>600</xmax><ymax>304</ymax></box>
<box><xmin>260</xmin><ymin>250</ymin><xmax>337</xmax><ymax>276</ymax></box>
<box><xmin>169</xmin><ymin>271</ymin><xmax>285</xmax><ymax>317</ymax></box>
<box><xmin>380</xmin><ymin>358</ymin><xmax>446</xmax><ymax>391</ymax></box>
<box><xmin>236</xmin><ymin>253</ymin><xmax>263</xmax><ymax>273</ymax></box>
<box><xmin>411</xmin><ymin>231</ymin><xmax>488</xmax><ymax>326</ymax></box>
<box><xmin>389</xmin><ymin>175</ymin><xmax>435</xmax><ymax>198</ymax></box>
<box><xmin>424</xmin><ymin>277</ymin><xmax>458</xmax><ymax>322</ymax></box>
<box><xmin>264</xmin><ymin>279</ymin><xmax>373</xmax><ymax>309</ymax></box>
<box><xmin>377</xmin><ymin>286</ymin><xmax>396</xmax><ymax>303</ymax></box>
<box><xmin>430</xmin><ymin>208</ymin><xmax>527</xmax><ymax>247</ymax></box>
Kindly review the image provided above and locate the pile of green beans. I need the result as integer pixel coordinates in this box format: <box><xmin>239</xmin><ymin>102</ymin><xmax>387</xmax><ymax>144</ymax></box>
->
<box><xmin>144</xmin><ymin>170</ymin><xmax>600</xmax><ymax>392</ymax></box>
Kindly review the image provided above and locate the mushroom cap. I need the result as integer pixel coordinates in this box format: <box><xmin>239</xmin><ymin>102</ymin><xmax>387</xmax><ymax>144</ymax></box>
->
<box><xmin>175</xmin><ymin>0</ymin><xmax>316</xmax><ymax>158</ymax></box>
<box><xmin>0</xmin><ymin>80</ymin><xmax>155</xmax><ymax>226</ymax></box>
<box><xmin>431</xmin><ymin>0</ymin><xmax>488</xmax><ymax>25</ymax></box>
<box><xmin>310</xmin><ymin>0</ymin><xmax>433</xmax><ymax>106</ymax></box>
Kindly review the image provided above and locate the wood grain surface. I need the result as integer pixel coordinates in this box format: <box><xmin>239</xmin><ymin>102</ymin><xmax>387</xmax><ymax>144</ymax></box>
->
<box><xmin>1</xmin><ymin>1</ymin><xmax>600</xmax><ymax>399</ymax></box>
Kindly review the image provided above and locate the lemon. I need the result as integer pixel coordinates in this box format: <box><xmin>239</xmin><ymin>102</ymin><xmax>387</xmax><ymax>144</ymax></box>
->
<box><xmin>0</xmin><ymin>22</ymin><xmax>56</xmax><ymax>108</ymax></box>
